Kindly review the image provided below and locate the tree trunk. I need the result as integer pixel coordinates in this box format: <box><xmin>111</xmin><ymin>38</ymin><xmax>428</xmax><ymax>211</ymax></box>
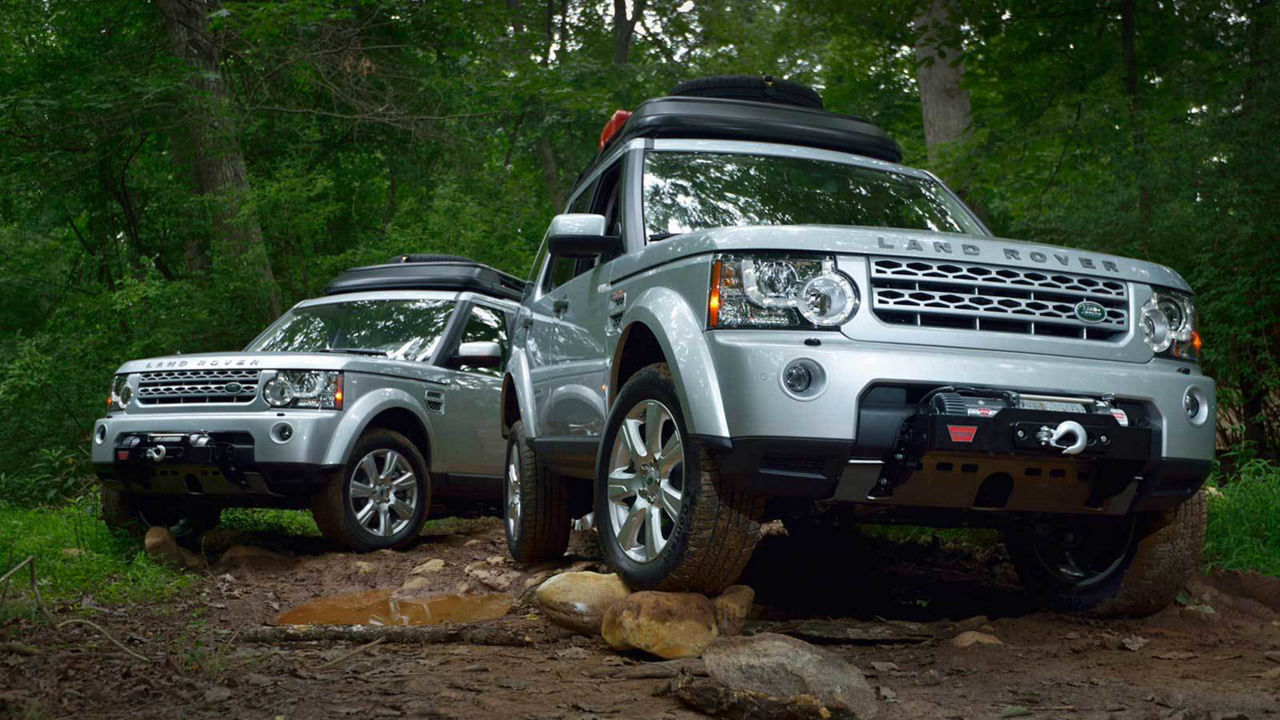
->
<box><xmin>1119</xmin><ymin>0</ymin><xmax>1152</xmax><ymax>241</ymax></box>
<box><xmin>155</xmin><ymin>0</ymin><xmax>281</xmax><ymax>315</ymax></box>
<box><xmin>536</xmin><ymin>136</ymin><xmax>565</xmax><ymax>211</ymax></box>
<box><xmin>612</xmin><ymin>0</ymin><xmax>647</xmax><ymax>65</ymax></box>
<box><xmin>913</xmin><ymin>0</ymin><xmax>971</xmax><ymax>161</ymax></box>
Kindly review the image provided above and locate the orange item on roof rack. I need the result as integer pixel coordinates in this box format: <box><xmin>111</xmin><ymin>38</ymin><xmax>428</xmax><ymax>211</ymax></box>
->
<box><xmin>599</xmin><ymin>109</ymin><xmax>633</xmax><ymax>150</ymax></box>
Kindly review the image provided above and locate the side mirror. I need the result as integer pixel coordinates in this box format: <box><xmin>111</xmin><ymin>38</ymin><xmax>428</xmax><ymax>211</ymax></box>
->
<box><xmin>450</xmin><ymin>340</ymin><xmax>502</xmax><ymax>369</ymax></box>
<box><xmin>546</xmin><ymin>214</ymin><xmax>624</xmax><ymax>258</ymax></box>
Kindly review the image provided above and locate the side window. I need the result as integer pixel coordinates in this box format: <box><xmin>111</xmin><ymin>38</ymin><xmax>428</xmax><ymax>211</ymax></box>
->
<box><xmin>567</xmin><ymin>181</ymin><xmax>596</xmax><ymax>214</ymax></box>
<box><xmin>456</xmin><ymin>305</ymin><xmax>509</xmax><ymax>377</ymax></box>
<box><xmin>542</xmin><ymin>159</ymin><xmax>624</xmax><ymax>293</ymax></box>
<box><xmin>593</xmin><ymin>161</ymin><xmax>624</xmax><ymax>236</ymax></box>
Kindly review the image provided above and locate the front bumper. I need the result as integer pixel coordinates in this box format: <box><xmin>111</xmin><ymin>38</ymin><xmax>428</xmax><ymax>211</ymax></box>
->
<box><xmin>92</xmin><ymin>411</ymin><xmax>344</xmax><ymax>500</ymax></box>
<box><xmin>697</xmin><ymin>332</ymin><xmax>1215</xmax><ymax>516</ymax></box>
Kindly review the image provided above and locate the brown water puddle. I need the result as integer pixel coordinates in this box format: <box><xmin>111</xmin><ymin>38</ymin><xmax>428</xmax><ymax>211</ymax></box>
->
<box><xmin>275</xmin><ymin>590</ymin><xmax>512</xmax><ymax>626</ymax></box>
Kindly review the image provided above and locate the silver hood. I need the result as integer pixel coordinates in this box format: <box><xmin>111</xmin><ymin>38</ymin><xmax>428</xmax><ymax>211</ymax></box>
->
<box><xmin>117</xmin><ymin>351</ymin><xmax>376</xmax><ymax>375</ymax></box>
<box><xmin>632</xmin><ymin>225</ymin><xmax>1191</xmax><ymax>292</ymax></box>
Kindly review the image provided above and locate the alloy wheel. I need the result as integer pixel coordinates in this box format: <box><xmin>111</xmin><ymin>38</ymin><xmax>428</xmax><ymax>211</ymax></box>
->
<box><xmin>505</xmin><ymin>441</ymin><xmax>522</xmax><ymax>538</ymax></box>
<box><xmin>347</xmin><ymin>448</ymin><xmax>418</xmax><ymax>538</ymax></box>
<box><xmin>605</xmin><ymin>399</ymin><xmax>686</xmax><ymax>563</ymax></box>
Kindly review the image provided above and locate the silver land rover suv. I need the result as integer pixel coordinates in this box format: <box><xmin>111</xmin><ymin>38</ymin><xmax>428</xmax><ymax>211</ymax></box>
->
<box><xmin>93</xmin><ymin>257</ymin><xmax>523</xmax><ymax>551</ymax></box>
<box><xmin>501</xmin><ymin>76</ymin><xmax>1215</xmax><ymax>616</ymax></box>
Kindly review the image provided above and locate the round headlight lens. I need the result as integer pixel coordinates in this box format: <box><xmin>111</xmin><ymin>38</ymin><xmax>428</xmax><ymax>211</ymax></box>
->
<box><xmin>111</xmin><ymin>375</ymin><xmax>133</xmax><ymax>409</ymax></box>
<box><xmin>1141</xmin><ymin>299</ymin><xmax>1172</xmax><ymax>353</ymax></box>
<box><xmin>798</xmin><ymin>273</ymin><xmax>859</xmax><ymax>327</ymax></box>
<box><xmin>263</xmin><ymin>377</ymin><xmax>295</xmax><ymax>407</ymax></box>
<box><xmin>1158</xmin><ymin>297</ymin><xmax>1185</xmax><ymax>334</ymax></box>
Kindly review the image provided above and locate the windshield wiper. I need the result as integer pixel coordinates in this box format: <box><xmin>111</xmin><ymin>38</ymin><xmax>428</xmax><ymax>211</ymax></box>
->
<box><xmin>320</xmin><ymin>347</ymin><xmax>389</xmax><ymax>357</ymax></box>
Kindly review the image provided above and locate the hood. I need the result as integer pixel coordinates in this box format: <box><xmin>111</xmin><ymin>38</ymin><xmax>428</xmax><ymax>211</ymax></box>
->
<box><xmin>116</xmin><ymin>351</ymin><xmax>365</xmax><ymax>375</ymax></box>
<box><xmin>633</xmin><ymin>226</ymin><xmax>1191</xmax><ymax>292</ymax></box>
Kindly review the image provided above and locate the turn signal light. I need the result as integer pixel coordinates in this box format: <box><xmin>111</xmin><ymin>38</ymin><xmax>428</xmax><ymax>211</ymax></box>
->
<box><xmin>708</xmin><ymin>260</ymin><xmax>723</xmax><ymax>327</ymax></box>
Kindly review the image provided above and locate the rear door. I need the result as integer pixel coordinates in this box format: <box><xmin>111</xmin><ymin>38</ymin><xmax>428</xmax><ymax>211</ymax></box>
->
<box><xmin>433</xmin><ymin>301</ymin><xmax>512</xmax><ymax>482</ymax></box>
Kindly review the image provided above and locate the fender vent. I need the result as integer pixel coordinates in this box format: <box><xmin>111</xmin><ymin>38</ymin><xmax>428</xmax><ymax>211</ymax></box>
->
<box><xmin>425</xmin><ymin>389</ymin><xmax>445</xmax><ymax>414</ymax></box>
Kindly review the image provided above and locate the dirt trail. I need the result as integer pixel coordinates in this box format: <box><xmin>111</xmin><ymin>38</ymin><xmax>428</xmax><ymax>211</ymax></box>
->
<box><xmin>2</xmin><ymin>518</ymin><xmax>1277</xmax><ymax>720</ymax></box>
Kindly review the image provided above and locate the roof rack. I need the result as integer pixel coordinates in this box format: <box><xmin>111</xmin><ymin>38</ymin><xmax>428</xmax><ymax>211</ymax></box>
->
<box><xmin>324</xmin><ymin>258</ymin><xmax>528</xmax><ymax>301</ymax></box>
<box><xmin>599</xmin><ymin>96</ymin><xmax>902</xmax><ymax>163</ymax></box>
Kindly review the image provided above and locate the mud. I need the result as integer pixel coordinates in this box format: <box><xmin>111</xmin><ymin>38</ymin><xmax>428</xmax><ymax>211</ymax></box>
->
<box><xmin>1</xmin><ymin>516</ymin><xmax>1277</xmax><ymax>720</ymax></box>
<box><xmin>275</xmin><ymin>590</ymin><xmax>513</xmax><ymax>626</ymax></box>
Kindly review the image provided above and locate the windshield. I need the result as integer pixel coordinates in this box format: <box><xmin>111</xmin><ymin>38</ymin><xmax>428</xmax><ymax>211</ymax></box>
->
<box><xmin>247</xmin><ymin>299</ymin><xmax>455</xmax><ymax>361</ymax></box>
<box><xmin>643</xmin><ymin>151</ymin><xmax>985</xmax><ymax>238</ymax></box>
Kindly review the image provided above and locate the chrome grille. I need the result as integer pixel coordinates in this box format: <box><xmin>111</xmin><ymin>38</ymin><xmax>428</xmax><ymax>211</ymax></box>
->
<box><xmin>869</xmin><ymin>258</ymin><xmax>1128</xmax><ymax>341</ymax></box>
<box><xmin>135</xmin><ymin>369</ymin><xmax>260</xmax><ymax>405</ymax></box>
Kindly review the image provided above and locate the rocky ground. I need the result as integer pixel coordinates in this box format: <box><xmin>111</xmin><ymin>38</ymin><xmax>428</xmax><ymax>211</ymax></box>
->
<box><xmin>2</xmin><ymin>517</ymin><xmax>1278</xmax><ymax>720</ymax></box>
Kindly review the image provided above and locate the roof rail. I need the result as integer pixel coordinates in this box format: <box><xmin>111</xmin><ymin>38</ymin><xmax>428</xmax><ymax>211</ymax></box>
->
<box><xmin>325</xmin><ymin>259</ymin><xmax>528</xmax><ymax>301</ymax></box>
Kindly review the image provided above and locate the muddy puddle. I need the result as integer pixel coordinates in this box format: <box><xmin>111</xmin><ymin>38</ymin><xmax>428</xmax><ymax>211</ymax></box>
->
<box><xmin>275</xmin><ymin>590</ymin><xmax>512</xmax><ymax>626</ymax></box>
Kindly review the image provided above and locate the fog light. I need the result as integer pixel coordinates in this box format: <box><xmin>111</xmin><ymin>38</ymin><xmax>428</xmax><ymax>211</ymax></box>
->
<box><xmin>784</xmin><ymin>363</ymin><xmax>812</xmax><ymax>393</ymax></box>
<box><xmin>1183</xmin><ymin>387</ymin><xmax>1208</xmax><ymax>426</ymax></box>
<box><xmin>95</xmin><ymin>425</ymin><xmax>107</xmax><ymax>445</ymax></box>
<box><xmin>271</xmin><ymin>422</ymin><xmax>295</xmax><ymax>444</ymax></box>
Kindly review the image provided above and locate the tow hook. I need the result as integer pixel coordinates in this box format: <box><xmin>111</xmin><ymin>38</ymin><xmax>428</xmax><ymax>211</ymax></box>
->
<box><xmin>144</xmin><ymin>445</ymin><xmax>167</xmax><ymax>463</ymax></box>
<box><xmin>1036</xmin><ymin>420</ymin><xmax>1088</xmax><ymax>455</ymax></box>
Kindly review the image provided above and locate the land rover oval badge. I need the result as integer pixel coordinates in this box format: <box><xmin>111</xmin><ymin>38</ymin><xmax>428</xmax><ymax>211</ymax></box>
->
<box><xmin>1074</xmin><ymin>301</ymin><xmax>1107</xmax><ymax>324</ymax></box>
<box><xmin>223</xmin><ymin>381</ymin><xmax>244</xmax><ymax>395</ymax></box>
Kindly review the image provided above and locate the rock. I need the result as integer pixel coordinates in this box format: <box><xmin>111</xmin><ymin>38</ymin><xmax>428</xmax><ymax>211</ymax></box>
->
<box><xmin>411</xmin><ymin>558</ymin><xmax>445</xmax><ymax>574</ymax></box>
<box><xmin>202</xmin><ymin>686</ymin><xmax>232</xmax><ymax>705</ymax></box>
<box><xmin>144</xmin><ymin>526</ymin><xmax>184</xmax><ymax>569</ymax></box>
<box><xmin>465</xmin><ymin>562</ymin><xmax>520</xmax><ymax>590</ymax></box>
<box><xmin>213</xmin><ymin>545</ymin><xmax>296</xmax><ymax>574</ymax></box>
<box><xmin>870</xmin><ymin>662</ymin><xmax>899</xmax><ymax>672</ymax></box>
<box><xmin>179</xmin><ymin>548</ymin><xmax>206</xmax><ymax>571</ymax></box>
<box><xmin>196</xmin><ymin>528</ymin><xmax>250</xmax><ymax>555</ymax></box>
<box><xmin>668</xmin><ymin>675</ymin><xmax>860</xmax><ymax>720</ymax></box>
<box><xmin>1266</xmin><ymin>650</ymin><xmax>1280</xmax><ymax>664</ymax></box>
<box><xmin>1121</xmin><ymin>635</ymin><xmax>1148</xmax><ymax>652</ymax></box>
<box><xmin>952</xmin><ymin>631</ymin><xmax>1002</xmax><ymax>648</ymax></box>
<box><xmin>614</xmin><ymin>658</ymin><xmax>708</xmax><ymax>679</ymax></box>
<box><xmin>700</xmin><ymin>633</ymin><xmax>878</xmax><ymax>719</ymax></box>
<box><xmin>535</xmin><ymin>571</ymin><xmax>631</xmax><ymax>636</ymax></box>
<box><xmin>353</xmin><ymin>561</ymin><xmax>375</xmax><ymax>575</ymax></box>
<box><xmin>712</xmin><ymin>585</ymin><xmax>754</xmax><ymax>636</ymax></box>
<box><xmin>602</xmin><ymin>592</ymin><xmax>719</xmax><ymax>659</ymax></box>
<box><xmin>395</xmin><ymin>576</ymin><xmax>432</xmax><ymax>598</ymax></box>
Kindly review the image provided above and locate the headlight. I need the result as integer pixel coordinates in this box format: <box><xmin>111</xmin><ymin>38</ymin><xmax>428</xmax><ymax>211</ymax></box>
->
<box><xmin>263</xmin><ymin>371</ymin><xmax>344</xmax><ymax>409</ymax></box>
<box><xmin>109</xmin><ymin>375</ymin><xmax>132</xmax><ymax>410</ymax></box>
<box><xmin>1141</xmin><ymin>291</ymin><xmax>1199</xmax><ymax>361</ymax></box>
<box><xmin>709</xmin><ymin>254</ymin><xmax>859</xmax><ymax>329</ymax></box>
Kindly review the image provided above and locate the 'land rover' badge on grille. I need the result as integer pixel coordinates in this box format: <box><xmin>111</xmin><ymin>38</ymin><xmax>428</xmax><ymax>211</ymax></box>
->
<box><xmin>1074</xmin><ymin>301</ymin><xmax>1107</xmax><ymax>324</ymax></box>
<box><xmin>224</xmin><ymin>382</ymin><xmax>244</xmax><ymax>395</ymax></box>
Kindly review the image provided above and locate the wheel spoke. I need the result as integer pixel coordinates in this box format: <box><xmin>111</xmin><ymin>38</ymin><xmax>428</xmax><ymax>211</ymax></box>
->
<box><xmin>657</xmin><ymin>479</ymin><xmax>682</xmax><ymax>519</ymax></box>
<box><xmin>645</xmin><ymin>402</ymin><xmax>665</xmax><ymax>456</ymax></box>
<box><xmin>391</xmin><ymin>472</ymin><xmax>415</xmax><ymax>491</ymax></box>
<box><xmin>607</xmin><ymin>469</ymin><xmax>639</xmax><ymax>501</ymax></box>
<box><xmin>350</xmin><ymin>481</ymin><xmax>375</xmax><ymax>499</ymax></box>
<box><xmin>620</xmin><ymin>418</ymin><xmax>647</xmax><ymax>463</ymax></box>
<box><xmin>617</xmin><ymin>501</ymin><xmax>647</xmax><ymax>550</ymax></box>
<box><xmin>354</xmin><ymin>501</ymin><xmax>375</xmax><ymax>526</ymax></box>
<box><xmin>658</xmin><ymin>434</ymin><xmax>683</xmax><ymax>477</ymax></box>
<box><xmin>390</xmin><ymin>498</ymin><xmax>414</xmax><ymax>521</ymax></box>
<box><xmin>377</xmin><ymin>505</ymin><xmax>390</xmax><ymax>535</ymax></box>
<box><xmin>380</xmin><ymin>451</ymin><xmax>402</xmax><ymax>480</ymax></box>
<box><xmin>645</xmin><ymin>504</ymin><xmax>665</xmax><ymax>557</ymax></box>
<box><xmin>360</xmin><ymin>454</ymin><xmax>379</xmax><ymax>482</ymax></box>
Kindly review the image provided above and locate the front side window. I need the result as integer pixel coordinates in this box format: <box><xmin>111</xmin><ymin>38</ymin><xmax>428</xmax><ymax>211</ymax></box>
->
<box><xmin>643</xmin><ymin>151</ymin><xmax>985</xmax><ymax>239</ymax></box>
<box><xmin>248</xmin><ymin>299</ymin><xmax>455</xmax><ymax>361</ymax></box>
<box><xmin>456</xmin><ymin>305</ymin><xmax>510</xmax><ymax>377</ymax></box>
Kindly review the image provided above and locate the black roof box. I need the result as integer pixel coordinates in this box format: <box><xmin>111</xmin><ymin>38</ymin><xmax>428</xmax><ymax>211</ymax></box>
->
<box><xmin>325</xmin><ymin>258</ymin><xmax>528</xmax><ymax>301</ymax></box>
<box><xmin>604</xmin><ymin>96</ymin><xmax>902</xmax><ymax>164</ymax></box>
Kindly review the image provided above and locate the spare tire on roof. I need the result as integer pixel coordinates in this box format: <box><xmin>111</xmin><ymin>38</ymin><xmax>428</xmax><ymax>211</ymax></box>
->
<box><xmin>670</xmin><ymin>75</ymin><xmax>823</xmax><ymax>109</ymax></box>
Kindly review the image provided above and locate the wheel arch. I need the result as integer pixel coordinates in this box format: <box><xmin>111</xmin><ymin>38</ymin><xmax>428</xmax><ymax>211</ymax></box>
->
<box><xmin>612</xmin><ymin>288</ymin><xmax>730</xmax><ymax>438</ymax></box>
<box><xmin>323</xmin><ymin>390</ymin><xmax>437</xmax><ymax>471</ymax></box>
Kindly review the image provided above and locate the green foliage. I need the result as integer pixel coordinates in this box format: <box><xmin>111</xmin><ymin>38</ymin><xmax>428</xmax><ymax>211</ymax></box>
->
<box><xmin>1205</xmin><ymin>460</ymin><xmax>1280</xmax><ymax>577</ymax></box>
<box><xmin>0</xmin><ymin>495</ymin><xmax>189</xmax><ymax>609</ymax></box>
<box><xmin>220</xmin><ymin>508</ymin><xmax>320</xmax><ymax>537</ymax></box>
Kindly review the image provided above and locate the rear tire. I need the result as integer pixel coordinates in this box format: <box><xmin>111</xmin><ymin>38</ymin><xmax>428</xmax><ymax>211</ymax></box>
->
<box><xmin>503</xmin><ymin>420</ymin><xmax>571</xmax><ymax>563</ymax></box>
<box><xmin>312</xmin><ymin>429</ymin><xmax>431</xmax><ymax>552</ymax></box>
<box><xmin>1006</xmin><ymin>490</ymin><xmax>1206</xmax><ymax>617</ymax></box>
<box><xmin>596</xmin><ymin>363</ymin><xmax>764</xmax><ymax>594</ymax></box>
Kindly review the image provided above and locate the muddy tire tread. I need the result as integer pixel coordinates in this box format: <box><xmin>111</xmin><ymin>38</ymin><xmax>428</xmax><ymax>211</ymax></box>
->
<box><xmin>311</xmin><ymin>429</ymin><xmax>430</xmax><ymax>552</ymax></box>
<box><xmin>1090</xmin><ymin>490</ymin><xmax>1207</xmax><ymax>618</ymax></box>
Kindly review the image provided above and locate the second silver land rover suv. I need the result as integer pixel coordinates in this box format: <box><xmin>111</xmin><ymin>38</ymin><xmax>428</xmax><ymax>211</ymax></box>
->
<box><xmin>94</xmin><ymin>257</ymin><xmax>523</xmax><ymax>551</ymax></box>
<box><xmin>500</xmin><ymin>76</ymin><xmax>1215</xmax><ymax>616</ymax></box>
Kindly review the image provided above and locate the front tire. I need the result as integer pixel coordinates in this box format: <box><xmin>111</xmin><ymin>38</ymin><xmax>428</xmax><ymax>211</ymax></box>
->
<box><xmin>595</xmin><ymin>364</ymin><xmax>764</xmax><ymax>594</ymax></box>
<box><xmin>311</xmin><ymin>429</ymin><xmax>431</xmax><ymax>552</ymax></box>
<box><xmin>1006</xmin><ymin>490</ymin><xmax>1206</xmax><ymax>617</ymax></box>
<box><xmin>503</xmin><ymin>420</ymin><xmax>571</xmax><ymax>563</ymax></box>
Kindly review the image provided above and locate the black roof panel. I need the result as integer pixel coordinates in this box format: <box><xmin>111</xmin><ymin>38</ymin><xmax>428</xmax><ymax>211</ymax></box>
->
<box><xmin>325</xmin><ymin>260</ymin><xmax>528</xmax><ymax>301</ymax></box>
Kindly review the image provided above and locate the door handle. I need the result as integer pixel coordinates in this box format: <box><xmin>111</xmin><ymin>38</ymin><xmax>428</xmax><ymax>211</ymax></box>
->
<box><xmin>552</xmin><ymin>298</ymin><xmax>570</xmax><ymax>316</ymax></box>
